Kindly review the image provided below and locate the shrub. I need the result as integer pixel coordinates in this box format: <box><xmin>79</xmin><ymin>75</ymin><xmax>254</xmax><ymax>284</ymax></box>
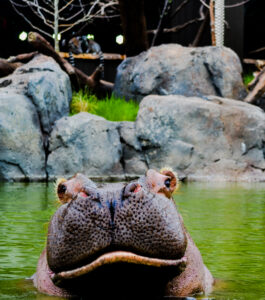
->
<box><xmin>70</xmin><ymin>90</ymin><xmax>139</xmax><ymax>122</ymax></box>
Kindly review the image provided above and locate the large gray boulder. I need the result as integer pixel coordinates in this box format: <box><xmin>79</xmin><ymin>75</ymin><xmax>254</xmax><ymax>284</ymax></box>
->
<box><xmin>0</xmin><ymin>55</ymin><xmax>72</xmax><ymax>135</ymax></box>
<box><xmin>134</xmin><ymin>95</ymin><xmax>265</xmax><ymax>181</ymax></box>
<box><xmin>119</xmin><ymin>121</ymin><xmax>148</xmax><ymax>175</ymax></box>
<box><xmin>114</xmin><ymin>44</ymin><xmax>247</xmax><ymax>101</ymax></box>
<box><xmin>47</xmin><ymin>113</ymin><xmax>123</xmax><ymax>180</ymax></box>
<box><xmin>46</xmin><ymin>95</ymin><xmax>265</xmax><ymax>182</ymax></box>
<box><xmin>0</xmin><ymin>54</ymin><xmax>72</xmax><ymax>181</ymax></box>
<box><xmin>0</xmin><ymin>93</ymin><xmax>46</xmax><ymax>181</ymax></box>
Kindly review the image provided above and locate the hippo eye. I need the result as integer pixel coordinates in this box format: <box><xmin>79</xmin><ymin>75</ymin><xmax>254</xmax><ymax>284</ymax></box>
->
<box><xmin>165</xmin><ymin>178</ymin><xmax>171</xmax><ymax>188</ymax></box>
<box><xmin>58</xmin><ymin>184</ymin><xmax>66</xmax><ymax>194</ymax></box>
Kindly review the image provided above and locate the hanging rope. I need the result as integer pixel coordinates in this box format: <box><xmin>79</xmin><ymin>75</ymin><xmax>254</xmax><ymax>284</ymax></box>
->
<box><xmin>214</xmin><ymin>0</ymin><xmax>225</xmax><ymax>46</ymax></box>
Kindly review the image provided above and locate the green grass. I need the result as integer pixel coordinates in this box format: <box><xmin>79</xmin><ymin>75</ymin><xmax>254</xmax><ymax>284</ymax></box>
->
<box><xmin>243</xmin><ymin>72</ymin><xmax>255</xmax><ymax>87</ymax></box>
<box><xmin>70</xmin><ymin>90</ymin><xmax>139</xmax><ymax>122</ymax></box>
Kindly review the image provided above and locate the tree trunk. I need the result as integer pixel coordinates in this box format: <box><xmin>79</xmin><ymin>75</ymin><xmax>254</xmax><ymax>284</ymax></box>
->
<box><xmin>118</xmin><ymin>0</ymin><xmax>148</xmax><ymax>56</ymax></box>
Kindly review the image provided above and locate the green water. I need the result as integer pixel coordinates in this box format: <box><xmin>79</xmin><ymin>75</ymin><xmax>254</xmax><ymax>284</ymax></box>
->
<box><xmin>0</xmin><ymin>182</ymin><xmax>264</xmax><ymax>299</ymax></box>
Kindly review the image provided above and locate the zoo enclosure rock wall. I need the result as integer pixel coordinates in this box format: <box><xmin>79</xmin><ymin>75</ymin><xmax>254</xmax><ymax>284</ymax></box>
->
<box><xmin>47</xmin><ymin>95</ymin><xmax>265</xmax><ymax>182</ymax></box>
<box><xmin>0</xmin><ymin>54</ymin><xmax>72</xmax><ymax>181</ymax></box>
<box><xmin>1</xmin><ymin>52</ymin><xmax>264</xmax><ymax>182</ymax></box>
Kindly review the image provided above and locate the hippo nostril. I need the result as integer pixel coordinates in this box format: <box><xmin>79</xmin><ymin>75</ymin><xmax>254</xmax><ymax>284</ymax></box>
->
<box><xmin>123</xmin><ymin>182</ymin><xmax>142</xmax><ymax>198</ymax></box>
<box><xmin>81</xmin><ymin>188</ymin><xmax>101</xmax><ymax>203</ymax></box>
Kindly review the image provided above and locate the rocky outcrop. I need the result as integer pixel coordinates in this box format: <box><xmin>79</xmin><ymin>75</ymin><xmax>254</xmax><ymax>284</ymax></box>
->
<box><xmin>1</xmin><ymin>53</ymin><xmax>264</xmax><ymax>182</ymax></box>
<box><xmin>47</xmin><ymin>113</ymin><xmax>123</xmax><ymax>180</ymax></box>
<box><xmin>114</xmin><ymin>44</ymin><xmax>247</xmax><ymax>101</ymax></box>
<box><xmin>134</xmin><ymin>95</ymin><xmax>265</xmax><ymax>181</ymax></box>
<box><xmin>0</xmin><ymin>93</ymin><xmax>46</xmax><ymax>181</ymax></box>
<box><xmin>46</xmin><ymin>95</ymin><xmax>265</xmax><ymax>182</ymax></box>
<box><xmin>0</xmin><ymin>54</ymin><xmax>72</xmax><ymax>181</ymax></box>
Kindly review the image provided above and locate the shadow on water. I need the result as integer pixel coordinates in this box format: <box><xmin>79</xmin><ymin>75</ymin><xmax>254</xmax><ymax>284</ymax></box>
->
<box><xmin>0</xmin><ymin>181</ymin><xmax>264</xmax><ymax>299</ymax></box>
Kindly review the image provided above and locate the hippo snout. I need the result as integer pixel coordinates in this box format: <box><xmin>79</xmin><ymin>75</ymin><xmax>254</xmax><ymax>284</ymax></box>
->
<box><xmin>34</xmin><ymin>169</ymin><xmax>214</xmax><ymax>298</ymax></box>
<box><xmin>47</xmin><ymin>170</ymin><xmax>187</xmax><ymax>274</ymax></box>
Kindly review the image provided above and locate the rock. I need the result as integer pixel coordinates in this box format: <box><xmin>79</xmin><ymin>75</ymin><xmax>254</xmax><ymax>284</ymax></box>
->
<box><xmin>47</xmin><ymin>113</ymin><xmax>123</xmax><ymax>180</ymax></box>
<box><xmin>0</xmin><ymin>54</ymin><xmax>72</xmax><ymax>135</ymax></box>
<box><xmin>114</xmin><ymin>44</ymin><xmax>247</xmax><ymax>101</ymax></box>
<box><xmin>0</xmin><ymin>54</ymin><xmax>72</xmax><ymax>181</ymax></box>
<box><xmin>134</xmin><ymin>95</ymin><xmax>265</xmax><ymax>181</ymax></box>
<box><xmin>0</xmin><ymin>93</ymin><xmax>46</xmax><ymax>181</ymax></box>
<box><xmin>1</xmin><ymin>51</ymin><xmax>264</xmax><ymax>182</ymax></box>
<box><xmin>119</xmin><ymin>122</ymin><xmax>148</xmax><ymax>176</ymax></box>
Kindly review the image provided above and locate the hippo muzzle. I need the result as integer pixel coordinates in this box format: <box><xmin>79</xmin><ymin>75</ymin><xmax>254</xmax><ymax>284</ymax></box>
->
<box><xmin>34</xmin><ymin>169</ymin><xmax>213</xmax><ymax>297</ymax></box>
<box><xmin>47</xmin><ymin>170</ymin><xmax>187</xmax><ymax>283</ymax></box>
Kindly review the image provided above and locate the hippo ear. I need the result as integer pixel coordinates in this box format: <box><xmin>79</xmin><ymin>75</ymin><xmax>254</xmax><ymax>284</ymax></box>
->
<box><xmin>146</xmin><ymin>168</ymin><xmax>179</xmax><ymax>198</ymax></box>
<box><xmin>55</xmin><ymin>178</ymin><xmax>68</xmax><ymax>204</ymax></box>
<box><xmin>160</xmin><ymin>167</ymin><xmax>179</xmax><ymax>195</ymax></box>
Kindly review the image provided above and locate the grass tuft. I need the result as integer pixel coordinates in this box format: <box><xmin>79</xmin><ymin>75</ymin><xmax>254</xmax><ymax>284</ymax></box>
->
<box><xmin>243</xmin><ymin>72</ymin><xmax>255</xmax><ymax>87</ymax></box>
<box><xmin>70</xmin><ymin>89</ymin><xmax>139</xmax><ymax>122</ymax></box>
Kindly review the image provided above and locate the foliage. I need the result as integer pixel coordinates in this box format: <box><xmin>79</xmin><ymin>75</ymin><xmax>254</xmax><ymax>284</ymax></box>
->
<box><xmin>70</xmin><ymin>89</ymin><xmax>139</xmax><ymax>122</ymax></box>
<box><xmin>243</xmin><ymin>72</ymin><xmax>255</xmax><ymax>87</ymax></box>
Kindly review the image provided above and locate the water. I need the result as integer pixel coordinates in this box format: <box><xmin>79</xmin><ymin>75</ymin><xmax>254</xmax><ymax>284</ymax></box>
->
<box><xmin>0</xmin><ymin>182</ymin><xmax>264</xmax><ymax>299</ymax></box>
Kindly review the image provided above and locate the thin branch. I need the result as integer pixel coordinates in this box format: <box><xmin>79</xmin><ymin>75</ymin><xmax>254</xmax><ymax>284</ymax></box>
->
<box><xmin>170</xmin><ymin>0</ymin><xmax>190</xmax><ymax>18</ymax></box>
<box><xmin>191</xmin><ymin>6</ymin><xmax>209</xmax><ymax>46</ymax></box>
<box><xmin>151</xmin><ymin>0</ymin><xmax>169</xmax><ymax>47</ymax></box>
<box><xmin>93</xmin><ymin>14</ymin><xmax>120</xmax><ymax>19</ymax></box>
<box><xmin>225</xmin><ymin>0</ymin><xmax>252</xmax><ymax>8</ymax></box>
<box><xmin>34</xmin><ymin>0</ymin><xmax>53</xmax><ymax>25</ymax></box>
<box><xmin>199</xmin><ymin>0</ymin><xmax>210</xmax><ymax>9</ymax></box>
<box><xmin>163</xmin><ymin>19</ymin><xmax>199</xmax><ymax>33</ymax></box>
<box><xmin>200</xmin><ymin>0</ymin><xmax>252</xmax><ymax>9</ymax></box>
<box><xmin>250</xmin><ymin>46</ymin><xmax>265</xmax><ymax>54</ymax></box>
<box><xmin>58</xmin><ymin>9</ymin><xmax>85</xmax><ymax>22</ymax></box>
<box><xmin>9</xmin><ymin>0</ymin><xmax>53</xmax><ymax>38</ymax></box>
<box><xmin>17</xmin><ymin>0</ymin><xmax>54</xmax><ymax>16</ymax></box>
<box><xmin>59</xmin><ymin>0</ymin><xmax>75</xmax><ymax>13</ymax></box>
<box><xmin>59</xmin><ymin>0</ymin><xmax>101</xmax><ymax>35</ymax></box>
<box><xmin>28</xmin><ymin>3</ymin><xmax>54</xmax><ymax>29</ymax></box>
<box><xmin>148</xmin><ymin>4</ymin><xmax>206</xmax><ymax>36</ymax></box>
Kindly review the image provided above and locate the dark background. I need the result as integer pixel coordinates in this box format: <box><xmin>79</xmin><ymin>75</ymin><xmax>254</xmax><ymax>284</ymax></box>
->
<box><xmin>0</xmin><ymin>0</ymin><xmax>264</xmax><ymax>60</ymax></box>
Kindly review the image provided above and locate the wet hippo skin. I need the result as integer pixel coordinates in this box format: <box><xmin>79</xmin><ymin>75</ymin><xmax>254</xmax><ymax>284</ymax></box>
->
<box><xmin>33</xmin><ymin>169</ymin><xmax>214</xmax><ymax>298</ymax></box>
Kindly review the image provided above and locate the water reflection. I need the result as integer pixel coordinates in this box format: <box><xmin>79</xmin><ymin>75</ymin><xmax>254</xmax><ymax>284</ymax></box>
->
<box><xmin>0</xmin><ymin>182</ymin><xmax>264</xmax><ymax>299</ymax></box>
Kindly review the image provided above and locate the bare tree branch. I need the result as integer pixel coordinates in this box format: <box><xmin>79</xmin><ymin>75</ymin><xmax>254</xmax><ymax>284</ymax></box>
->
<box><xmin>148</xmin><ymin>4</ymin><xmax>206</xmax><ymax>36</ymax></box>
<box><xmin>9</xmin><ymin>0</ymin><xmax>119</xmax><ymax>51</ymax></box>
<box><xmin>170</xmin><ymin>0</ymin><xmax>190</xmax><ymax>18</ymax></box>
<box><xmin>250</xmin><ymin>46</ymin><xmax>265</xmax><ymax>54</ymax></box>
<box><xmin>59</xmin><ymin>0</ymin><xmax>75</xmax><ymax>13</ymax></box>
<box><xmin>225</xmin><ymin>0</ymin><xmax>252</xmax><ymax>8</ymax></box>
<box><xmin>9</xmin><ymin>0</ymin><xmax>53</xmax><ymax>38</ymax></box>
<box><xmin>151</xmin><ymin>0</ymin><xmax>169</xmax><ymax>47</ymax></box>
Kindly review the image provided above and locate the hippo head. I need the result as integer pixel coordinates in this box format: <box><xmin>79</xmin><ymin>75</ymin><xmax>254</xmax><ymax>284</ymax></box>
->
<box><xmin>46</xmin><ymin>169</ymin><xmax>188</xmax><ymax>297</ymax></box>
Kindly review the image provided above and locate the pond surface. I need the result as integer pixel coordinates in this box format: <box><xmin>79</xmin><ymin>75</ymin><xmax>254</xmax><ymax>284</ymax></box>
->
<box><xmin>0</xmin><ymin>181</ymin><xmax>264</xmax><ymax>299</ymax></box>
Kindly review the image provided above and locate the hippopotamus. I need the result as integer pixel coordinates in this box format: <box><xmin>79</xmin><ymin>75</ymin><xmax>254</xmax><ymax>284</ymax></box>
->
<box><xmin>33</xmin><ymin>168</ymin><xmax>214</xmax><ymax>298</ymax></box>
